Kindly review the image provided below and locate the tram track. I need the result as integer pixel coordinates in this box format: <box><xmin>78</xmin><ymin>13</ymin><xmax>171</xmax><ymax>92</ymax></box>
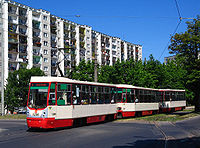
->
<box><xmin>152</xmin><ymin>121</ymin><xmax>169</xmax><ymax>148</ymax></box>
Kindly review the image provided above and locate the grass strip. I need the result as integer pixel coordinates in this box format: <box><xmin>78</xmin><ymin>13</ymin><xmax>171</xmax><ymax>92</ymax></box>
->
<box><xmin>0</xmin><ymin>114</ymin><xmax>26</xmax><ymax>120</ymax></box>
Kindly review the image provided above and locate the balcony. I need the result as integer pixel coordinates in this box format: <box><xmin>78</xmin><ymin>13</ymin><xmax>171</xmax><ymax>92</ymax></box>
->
<box><xmin>64</xmin><ymin>23</ymin><xmax>69</xmax><ymax>30</ymax></box>
<box><xmin>51</xmin><ymin>27</ymin><xmax>57</xmax><ymax>34</ymax></box>
<box><xmin>33</xmin><ymin>55</ymin><xmax>41</xmax><ymax>64</ymax></box>
<box><xmin>19</xmin><ymin>45</ymin><xmax>27</xmax><ymax>54</ymax></box>
<box><xmin>19</xmin><ymin>9</ymin><xmax>27</xmax><ymax>17</ymax></box>
<box><xmin>80</xmin><ymin>36</ymin><xmax>84</xmax><ymax>42</ymax></box>
<box><xmin>51</xmin><ymin>35</ymin><xmax>56</xmax><ymax>41</ymax></box>
<box><xmin>8</xmin><ymin>57</ymin><xmax>17</xmax><ymax>62</ymax></box>
<box><xmin>32</xmin><ymin>13</ymin><xmax>40</xmax><ymax>21</ymax></box>
<box><xmin>8</xmin><ymin>16</ymin><xmax>18</xmax><ymax>24</ymax></box>
<box><xmin>33</xmin><ymin>31</ymin><xmax>40</xmax><ymax>38</ymax></box>
<box><xmin>8</xmin><ymin>38</ymin><xmax>18</xmax><ymax>44</ymax></box>
<box><xmin>79</xmin><ymin>27</ymin><xmax>85</xmax><ymax>34</ymax></box>
<box><xmin>50</xmin><ymin>20</ymin><xmax>56</xmax><ymax>26</ymax></box>
<box><xmin>51</xmin><ymin>60</ymin><xmax>57</xmax><ymax>67</ymax></box>
<box><xmin>9</xmin><ymin>66</ymin><xmax>17</xmax><ymax>71</ymax></box>
<box><xmin>8</xmin><ymin>6</ymin><xmax>17</xmax><ymax>15</ymax></box>
<box><xmin>33</xmin><ymin>41</ymin><xmax>41</xmax><ymax>47</ymax></box>
<box><xmin>8</xmin><ymin>24</ymin><xmax>17</xmax><ymax>33</ymax></box>
<box><xmin>19</xmin><ymin>27</ymin><xmax>27</xmax><ymax>36</ymax></box>
<box><xmin>32</xmin><ymin>20</ymin><xmax>40</xmax><ymax>30</ymax></box>
<box><xmin>8</xmin><ymin>48</ymin><xmax>18</xmax><ymax>53</ymax></box>
<box><xmin>8</xmin><ymin>43</ymin><xmax>18</xmax><ymax>52</ymax></box>
<box><xmin>51</xmin><ymin>41</ymin><xmax>57</xmax><ymax>48</ymax></box>
<box><xmin>19</xmin><ymin>63</ymin><xmax>27</xmax><ymax>69</ymax></box>
<box><xmin>80</xmin><ymin>42</ymin><xmax>85</xmax><ymax>48</ymax></box>
<box><xmin>64</xmin><ymin>34</ymin><xmax>70</xmax><ymax>40</ymax></box>
<box><xmin>19</xmin><ymin>36</ymin><xmax>27</xmax><ymax>44</ymax></box>
<box><xmin>70</xmin><ymin>26</ymin><xmax>76</xmax><ymax>32</ymax></box>
<box><xmin>19</xmin><ymin>18</ymin><xmax>27</xmax><ymax>26</ymax></box>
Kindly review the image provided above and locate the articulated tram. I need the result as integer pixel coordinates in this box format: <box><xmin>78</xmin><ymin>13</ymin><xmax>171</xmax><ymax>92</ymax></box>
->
<box><xmin>26</xmin><ymin>76</ymin><xmax>186</xmax><ymax>129</ymax></box>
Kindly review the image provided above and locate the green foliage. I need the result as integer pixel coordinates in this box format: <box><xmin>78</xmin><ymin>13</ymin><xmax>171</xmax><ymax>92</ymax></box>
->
<box><xmin>4</xmin><ymin>68</ymin><xmax>44</xmax><ymax>112</ymax></box>
<box><xmin>70</xmin><ymin>55</ymin><xmax>186</xmax><ymax>91</ymax></box>
<box><xmin>169</xmin><ymin>16</ymin><xmax>200</xmax><ymax>111</ymax></box>
<box><xmin>71</xmin><ymin>60</ymin><xmax>96</xmax><ymax>82</ymax></box>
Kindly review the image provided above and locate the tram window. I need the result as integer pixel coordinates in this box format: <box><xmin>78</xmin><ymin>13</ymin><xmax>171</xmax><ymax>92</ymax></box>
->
<box><xmin>98</xmin><ymin>93</ymin><xmax>104</xmax><ymax>104</ymax></box>
<box><xmin>111</xmin><ymin>87</ymin><xmax>116</xmax><ymax>103</ymax></box>
<box><xmin>49</xmin><ymin>83</ymin><xmax>56</xmax><ymax>105</ymax></box>
<box><xmin>72</xmin><ymin>84</ymin><xmax>81</xmax><ymax>105</ymax></box>
<box><xmin>116</xmin><ymin>93</ymin><xmax>122</xmax><ymax>103</ymax></box>
<box><xmin>165</xmin><ymin>92</ymin><xmax>170</xmax><ymax>101</ymax></box>
<box><xmin>98</xmin><ymin>87</ymin><xmax>102</xmax><ymax>93</ymax></box>
<box><xmin>91</xmin><ymin>93</ymin><xmax>97</xmax><ymax>104</ymax></box>
<box><xmin>131</xmin><ymin>89</ymin><xmax>135</xmax><ymax>103</ymax></box>
<box><xmin>85</xmin><ymin>85</ymin><xmax>89</xmax><ymax>93</ymax></box>
<box><xmin>171</xmin><ymin>92</ymin><xmax>176</xmax><ymax>101</ymax></box>
<box><xmin>105</xmin><ymin>87</ymin><xmax>110</xmax><ymax>93</ymax></box>
<box><xmin>135</xmin><ymin>89</ymin><xmax>139</xmax><ymax>102</ymax></box>
<box><xmin>127</xmin><ymin>92</ymin><xmax>132</xmax><ymax>103</ymax></box>
<box><xmin>82</xmin><ymin>85</ymin><xmax>85</xmax><ymax>92</ymax></box>
<box><xmin>91</xmin><ymin>86</ymin><xmax>97</xmax><ymax>93</ymax></box>
<box><xmin>57</xmin><ymin>83</ymin><xmax>70</xmax><ymax>92</ymax></box>
<box><xmin>156</xmin><ymin>92</ymin><xmax>162</xmax><ymax>102</ymax></box>
<box><xmin>139</xmin><ymin>90</ymin><xmax>144</xmax><ymax>102</ymax></box>
<box><xmin>105</xmin><ymin>94</ymin><xmax>110</xmax><ymax>104</ymax></box>
<box><xmin>81</xmin><ymin>92</ymin><xmax>89</xmax><ymax>104</ymax></box>
<box><xmin>57</xmin><ymin>83</ymin><xmax>71</xmax><ymax>105</ymax></box>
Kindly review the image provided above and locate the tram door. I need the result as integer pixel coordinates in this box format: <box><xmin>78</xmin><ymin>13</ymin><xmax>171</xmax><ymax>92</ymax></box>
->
<box><xmin>49</xmin><ymin>93</ymin><xmax>56</xmax><ymax>105</ymax></box>
<box><xmin>49</xmin><ymin>83</ymin><xmax>56</xmax><ymax>105</ymax></box>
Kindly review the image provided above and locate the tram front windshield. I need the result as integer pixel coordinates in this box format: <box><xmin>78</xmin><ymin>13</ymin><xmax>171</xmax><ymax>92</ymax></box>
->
<box><xmin>28</xmin><ymin>83</ymin><xmax>49</xmax><ymax>109</ymax></box>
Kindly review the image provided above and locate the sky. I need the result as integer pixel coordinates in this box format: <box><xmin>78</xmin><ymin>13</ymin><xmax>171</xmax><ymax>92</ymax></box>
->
<box><xmin>14</xmin><ymin>0</ymin><xmax>200</xmax><ymax>63</ymax></box>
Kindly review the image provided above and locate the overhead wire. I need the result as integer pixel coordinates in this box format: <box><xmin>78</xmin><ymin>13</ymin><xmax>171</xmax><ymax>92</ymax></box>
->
<box><xmin>158</xmin><ymin>0</ymin><xmax>182</xmax><ymax>60</ymax></box>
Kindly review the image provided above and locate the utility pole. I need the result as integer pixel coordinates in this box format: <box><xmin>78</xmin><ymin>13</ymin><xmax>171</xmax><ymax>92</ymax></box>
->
<box><xmin>0</xmin><ymin>0</ymin><xmax>4</xmax><ymax>116</ymax></box>
<box><xmin>94</xmin><ymin>38</ymin><xmax>98</xmax><ymax>82</ymax></box>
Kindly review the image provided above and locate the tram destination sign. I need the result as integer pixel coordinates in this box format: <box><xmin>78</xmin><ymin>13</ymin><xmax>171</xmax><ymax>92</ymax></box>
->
<box><xmin>30</xmin><ymin>83</ymin><xmax>49</xmax><ymax>89</ymax></box>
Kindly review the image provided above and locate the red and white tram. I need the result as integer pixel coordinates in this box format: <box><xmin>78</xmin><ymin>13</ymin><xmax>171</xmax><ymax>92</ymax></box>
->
<box><xmin>27</xmin><ymin>77</ymin><xmax>117</xmax><ymax>129</ymax></box>
<box><xmin>116</xmin><ymin>84</ymin><xmax>160</xmax><ymax>118</ymax></box>
<box><xmin>26</xmin><ymin>76</ymin><xmax>186</xmax><ymax>129</ymax></box>
<box><xmin>159</xmin><ymin>89</ymin><xmax>186</xmax><ymax>112</ymax></box>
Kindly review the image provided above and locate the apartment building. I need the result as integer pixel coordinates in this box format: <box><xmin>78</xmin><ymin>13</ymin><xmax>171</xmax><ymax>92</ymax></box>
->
<box><xmin>0</xmin><ymin>0</ymin><xmax>142</xmax><ymax>87</ymax></box>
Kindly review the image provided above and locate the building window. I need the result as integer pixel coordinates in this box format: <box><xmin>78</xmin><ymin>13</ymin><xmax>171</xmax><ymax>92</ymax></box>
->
<box><xmin>44</xmin><ymin>58</ymin><xmax>48</xmax><ymax>63</ymax></box>
<box><xmin>43</xmin><ymin>16</ymin><xmax>47</xmax><ymax>20</ymax></box>
<box><xmin>43</xmin><ymin>24</ymin><xmax>48</xmax><ymax>29</ymax></box>
<box><xmin>44</xmin><ymin>49</ymin><xmax>48</xmax><ymax>55</ymax></box>
<box><xmin>43</xmin><ymin>32</ymin><xmax>48</xmax><ymax>38</ymax></box>
<box><xmin>44</xmin><ymin>41</ymin><xmax>48</xmax><ymax>46</ymax></box>
<box><xmin>44</xmin><ymin>66</ymin><xmax>48</xmax><ymax>72</ymax></box>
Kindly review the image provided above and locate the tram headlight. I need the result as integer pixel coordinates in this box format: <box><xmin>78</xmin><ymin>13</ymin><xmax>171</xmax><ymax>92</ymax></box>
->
<box><xmin>117</xmin><ymin>107</ymin><xmax>122</xmax><ymax>110</ymax></box>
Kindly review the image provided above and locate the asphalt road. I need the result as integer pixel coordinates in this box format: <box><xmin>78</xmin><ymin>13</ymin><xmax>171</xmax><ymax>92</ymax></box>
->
<box><xmin>0</xmin><ymin>116</ymin><xmax>200</xmax><ymax>148</ymax></box>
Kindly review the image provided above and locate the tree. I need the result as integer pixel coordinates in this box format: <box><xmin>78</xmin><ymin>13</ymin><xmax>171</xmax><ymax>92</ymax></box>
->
<box><xmin>71</xmin><ymin>60</ymin><xmax>96</xmax><ymax>82</ymax></box>
<box><xmin>4</xmin><ymin>68</ymin><xmax>44</xmax><ymax>112</ymax></box>
<box><xmin>169</xmin><ymin>16</ymin><xmax>200</xmax><ymax>111</ymax></box>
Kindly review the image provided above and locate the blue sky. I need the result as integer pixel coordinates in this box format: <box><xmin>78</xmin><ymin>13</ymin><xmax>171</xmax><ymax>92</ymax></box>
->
<box><xmin>14</xmin><ymin>0</ymin><xmax>200</xmax><ymax>63</ymax></box>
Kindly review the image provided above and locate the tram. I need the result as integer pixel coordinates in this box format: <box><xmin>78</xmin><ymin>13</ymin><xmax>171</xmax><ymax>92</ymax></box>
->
<box><xmin>27</xmin><ymin>76</ymin><xmax>117</xmax><ymax>129</ymax></box>
<box><xmin>159</xmin><ymin>89</ymin><xmax>186</xmax><ymax>112</ymax></box>
<box><xmin>26</xmin><ymin>76</ymin><xmax>186</xmax><ymax>129</ymax></box>
<box><xmin>116</xmin><ymin>84</ymin><xmax>160</xmax><ymax>118</ymax></box>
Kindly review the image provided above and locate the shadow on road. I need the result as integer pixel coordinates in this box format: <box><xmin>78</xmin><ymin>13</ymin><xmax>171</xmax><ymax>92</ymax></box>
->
<box><xmin>113</xmin><ymin>136</ymin><xmax>200</xmax><ymax>148</ymax></box>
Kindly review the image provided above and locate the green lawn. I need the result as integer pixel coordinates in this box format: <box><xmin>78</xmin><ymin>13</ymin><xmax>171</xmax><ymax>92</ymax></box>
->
<box><xmin>0</xmin><ymin>114</ymin><xmax>26</xmax><ymax>120</ymax></box>
<box><xmin>118</xmin><ymin>109</ymin><xmax>200</xmax><ymax>122</ymax></box>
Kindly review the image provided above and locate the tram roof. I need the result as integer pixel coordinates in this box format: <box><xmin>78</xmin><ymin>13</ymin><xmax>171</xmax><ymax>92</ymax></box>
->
<box><xmin>30</xmin><ymin>76</ymin><xmax>185</xmax><ymax>92</ymax></box>
<box><xmin>30</xmin><ymin>76</ymin><xmax>116</xmax><ymax>87</ymax></box>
